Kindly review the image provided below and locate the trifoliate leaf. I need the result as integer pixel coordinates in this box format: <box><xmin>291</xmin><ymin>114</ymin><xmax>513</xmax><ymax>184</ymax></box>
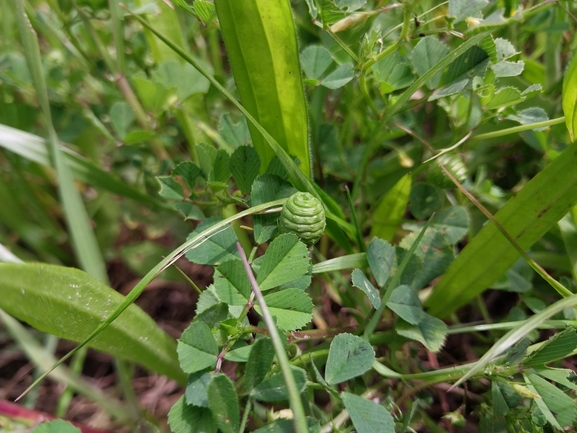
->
<box><xmin>325</xmin><ymin>333</ymin><xmax>375</xmax><ymax>385</ymax></box>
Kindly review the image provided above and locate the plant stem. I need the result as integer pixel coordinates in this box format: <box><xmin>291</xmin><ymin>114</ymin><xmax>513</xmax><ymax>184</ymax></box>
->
<box><xmin>236</xmin><ymin>242</ymin><xmax>309</xmax><ymax>433</ymax></box>
<box><xmin>239</xmin><ymin>397</ymin><xmax>252</xmax><ymax>433</ymax></box>
<box><xmin>471</xmin><ymin>116</ymin><xmax>565</xmax><ymax>141</ymax></box>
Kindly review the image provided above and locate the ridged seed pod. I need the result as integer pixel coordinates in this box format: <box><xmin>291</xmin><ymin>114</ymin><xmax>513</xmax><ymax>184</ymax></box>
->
<box><xmin>279</xmin><ymin>192</ymin><xmax>326</xmax><ymax>246</ymax></box>
<box><xmin>426</xmin><ymin>154</ymin><xmax>468</xmax><ymax>189</ymax></box>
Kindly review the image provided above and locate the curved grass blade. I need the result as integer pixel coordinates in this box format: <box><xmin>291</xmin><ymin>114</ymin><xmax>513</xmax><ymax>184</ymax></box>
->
<box><xmin>17</xmin><ymin>198</ymin><xmax>287</xmax><ymax>400</ymax></box>
<box><xmin>0</xmin><ymin>309</ymin><xmax>132</xmax><ymax>422</ymax></box>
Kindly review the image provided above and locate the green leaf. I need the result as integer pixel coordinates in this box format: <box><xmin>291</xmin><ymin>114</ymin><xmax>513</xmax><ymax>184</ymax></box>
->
<box><xmin>185</xmin><ymin>217</ymin><xmax>239</xmax><ymax>265</ymax></box>
<box><xmin>492</xmin><ymin>60</ymin><xmax>524</xmax><ymax>77</ymax></box>
<box><xmin>562</xmin><ymin>54</ymin><xmax>577</xmax><ymax>141</ymax></box>
<box><xmin>256</xmin><ymin>234</ymin><xmax>310</xmax><ymax>291</ymax></box>
<box><xmin>194</xmin><ymin>0</ymin><xmax>217</xmax><ymax>24</ymax></box>
<box><xmin>245</xmin><ymin>337</ymin><xmax>275</xmax><ymax>392</ymax></box>
<box><xmin>123</xmin><ymin>129</ymin><xmax>157</xmax><ymax>145</ymax></box>
<box><xmin>207</xmin><ymin>374</ymin><xmax>240</xmax><ymax>433</ymax></box>
<box><xmin>484</xmin><ymin>86</ymin><xmax>523</xmax><ymax>109</ymax></box>
<box><xmin>0</xmin><ymin>263</ymin><xmax>185</xmax><ymax>383</ymax></box>
<box><xmin>109</xmin><ymin>102</ymin><xmax>135</xmax><ymax>139</ymax></box>
<box><xmin>505</xmin><ymin>107</ymin><xmax>549</xmax><ymax>130</ymax></box>
<box><xmin>334</xmin><ymin>0</ymin><xmax>366</xmax><ymax>12</ymax></box>
<box><xmin>398</xmin><ymin>230</ymin><xmax>454</xmax><ymax>290</ymax></box>
<box><xmin>219</xmin><ymin>114</ymin><xmax>252</xmax><ymax>148</ymax></box>
<box><xmin>251</xmin><ymin>365</ymin><xmax>307</xmax><ymax>402</ymax></box>
<box><xmin>321</xmin><ymin>63</ymin><xmax>355</xmax><ymax>89</ymax></box>
<box><xmin>177</xmin><ymin>321</ymin><xmax>219</xmax><ymax>374</ymax></box>
<box><xmin>523</xmin><ymin>328</ymin><xmax>577</xmax><ymax>367</ymax></box>
<box><xmin>390</xmin><ymin>32</ymin><xmax>490</xmax><ymax>117</ymax></box>
<box><xmin>396</xmin><ymin>314</ymin><xmax>448</xmax><ymax>352</ymax></box>
<box><xmin>351</xmin><ymin>269</ymin><xmax>381</xmax><ymax>309</ymax></box>
<box><xmin>224</xmin><ymin>344</ymin><xmax>253</xmax><ymax>362</ymax></box>
<box><xmin>559</xmin><ymin>212</ymin><xmax>577</xmax><ymax>280</ymax></box>
<box><xmin>173</xmin><ymin>161</ymin><xmax>202</xmax><ymax>190</ymax></box>
<box><xmin>492</xmin><ymin>381</ymin><xmax>521</xmax><ymax>416</ymax></box>
<box><xmin>195</xmin><ymin>303</ymin><xmax>229</xmax><ymax>329</ymax></box>
<box><xmin>256</xmin><ymin>289</ymin><xmax>313</xmax><ymax>330</ymax></box>
<box><xmin>156</xmin><ymin>176</ymin><xmax>184</xmax><ymax>200</ymax></box>
<box><xmin>132</xmin><ymin>75</ymin><xmax>173</xmax><ymax>114</ymax></box>
<box><xmin>185</xmin><ymin>370</ymin><xmax>212</xmax><ymax>407</ymax></box>
<box><xmin>31</xmin><ymin>421</ymin><xmax>81</xmax><ymax>433</ymax></box>
<box><xmin>495</xmin><ymin>38</ymin><xmax>517</xmax><ymax>60</ymax></box>
<box><xmin>428</xmin><ymin>79</ymin><xmax>468</xmax><ymax>101</ymax></box>
<box><xmin>370</xmin><ymin>173</ymin><xmax>411</xmax><ymax>241</ymax></box>
<box><xmin>448</xmin><ymin>0</ymin><xmax>488</xmax><ymax>23</ymax></box>
<box><xmin>522</xmin><ymin>83</ymin><xmax>543</xmax><ymax>99</ymax></box>
<box><xmin>534</xmin><ymin>367</ymin><xmax>577</xmax><ymax>393</ymax></box>
<box><xmin>230</xmin><ymin>146</ymin><xmax>260</xmax><ymax>194</ymax></box>
<box><xmin>341</xmin><ymin>392</ymin><xmax>394</xmax><ymax>433</ymax></box>
<box><xmin>444</xmin><ymin>45</ymin><xmax>489</xmax><ymax>85</ymax></box>
<box><xmin>251</xmin><ymin>174</ymin><xmax>297</xmax><ymax>244</ymax></box>
<box><xmin>491</xmin><ymin>381</ymin><xmax>510</xmax><ymax>417</ymax></box>
<box><xmin>215</xmin><ymin>0</ymin><xmax>311</xmax><ymax>176</ymax></box>
<box><xmin>409</xmin><ymin>183</ymin><xmax>441</xmax><ymax>219</ymax></box>
<box><xmin>373</xmin><ymin>52</ymin><xmax>414</xmax><ymax>95</ymax></box>
<box><xmin>366</xmin><ymin>237</ymin><xmax>396</xmax><ymax>287</ymax></box>
<box><xmin>301</xmin><ymin>45</ymin><xmax>333</xmax><ymax>80</ymax></box>
<box><xmin>429</xmin><ymin>206</ymin><xmax>469</xmax><ymax>245</ymax></box>
<box><xmin>175</xmin><ymin>202</ymin><xmax>204</xmax><ymax>220</ymax></box>
<box><xmin>209</xmin><ymin>149</ymin><xmax>231</xmax><ymax>184</ymax></box>
<box><xmin>215</xmin><ymin>260</ymin><xmax>252</xmax><ymax>300</ymax></box>
<box><xmin>524</xmin><ymin>371</ymin><xmax>577</xmax><ymax>429</ymax></box>
<box><xmin>412</xmin><ymin>37</ymin><xmax>449</xmax><ymax>89</ymax></box>
<box><xmin>504</xmin><ymin>338</ymin><xmax>531</xmax><ymax>365</ymax></box>
<box><xmin>197</xmin><ymin>142</ymin><xmax>218</xmax><ymax>177</ymax></box>
<box><xmin>153</xmin><ymin>60</ymin><xmax>210</xmax><ymax>101</ymax></box>
<box><xmin>387</xmin><ymin>285</ymin><xmax>424</xmax><ymax>325</ymax></box>
<box><xmin>425</xmin><ymin>141</ymin><xmax>577</xmax><ymax>317</ymax></box>
<box><xmin>168</xmin><ymin>395</ymin><xmax>218</xmax><ymax>433</ymax></box>
<box><xmin>325</xmin><ymin>333</ymin><xmax>375</xmax><ymax>385</ymax></box>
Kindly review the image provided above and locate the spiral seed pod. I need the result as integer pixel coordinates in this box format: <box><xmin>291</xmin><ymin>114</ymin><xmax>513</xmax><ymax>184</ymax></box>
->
<box><xmin>426</xmin><ymin>154</ymin><xmax>468</xmax><ymax>189</ymax></box>
<box><xmin>279</xmin><ymin>192</ymin><xmax>326</xmax><ymax>246</ymax></box>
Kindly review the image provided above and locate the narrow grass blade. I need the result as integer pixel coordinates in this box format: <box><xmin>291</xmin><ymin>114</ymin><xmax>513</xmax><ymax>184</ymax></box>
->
<box><xmin>0</xmin><ymin>124</ymin><xmax>168</xmax><ymax>210</ymax></box>
<box><xmin>236</xmin><ymin>242</ymin><xmax>309</xmax><ymax>433</ymax></box>
<box><xmin>451</xmin><ymin>294</ymin><xmax>577</xmax><ymax>389</ymax></box>
<box><xmin>426</xmin><ymin>141</ymin><xmax>577</xmax><ymax>317</ymax></box>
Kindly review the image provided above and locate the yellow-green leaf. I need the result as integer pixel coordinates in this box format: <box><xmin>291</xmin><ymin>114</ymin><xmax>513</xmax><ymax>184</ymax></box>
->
<box><xmin>214</xmin><ymin>0</ymin><xmax>311</xmax><ymax>177</ymax></box>
<box><xmin>562</xmin><ymin>55</ymin><xmax>577</xmax><ymax>141</ymax></box>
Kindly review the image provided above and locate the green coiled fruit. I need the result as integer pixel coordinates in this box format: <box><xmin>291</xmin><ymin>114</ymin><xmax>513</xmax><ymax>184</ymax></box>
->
<box><xmin>279</xmin><ymin>192</ymin><xmax>326</xmax><ymax>246</ymax></box>
<box><xmin>426</xmin><ymin>154</ymin><xmax>468</xmax><ymax>189</ymax></box>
